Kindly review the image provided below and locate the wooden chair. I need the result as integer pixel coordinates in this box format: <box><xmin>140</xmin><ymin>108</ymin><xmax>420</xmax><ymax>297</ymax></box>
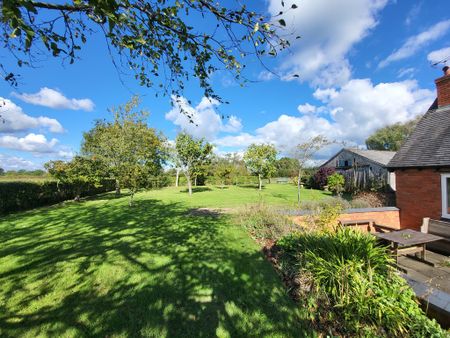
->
<box><xmin>421</xmin><ymin>218</ymin><xmax>450</xmax><ymax>255</ymax></box>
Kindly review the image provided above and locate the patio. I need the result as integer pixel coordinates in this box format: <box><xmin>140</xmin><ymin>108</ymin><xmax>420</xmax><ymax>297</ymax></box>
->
<box><xmin>398</xmin><ymin>251</ymin><xmax>450</xmax><ymax>328</ymax></box>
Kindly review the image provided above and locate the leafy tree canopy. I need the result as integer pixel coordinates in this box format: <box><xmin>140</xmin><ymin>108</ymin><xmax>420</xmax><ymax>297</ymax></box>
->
<box><xmin>275</xmin><ymin>157</ymin><xmax>299</xmax><ymax>177</ymax></box>
<box><xmin>175</xmin><ymin>132</ymin><xmax>212</xmax><ymax>195</ymax></box>
<box><xmin>2</xmin><ymin>0</ymin><xmax>295</xmax><ymax>101</ymax></box>
<box><xmin>243</xmin><ymin>143</ymin><xmax>277</xmax><ymax>190</ymax></box>
<box><xmin>212</xmin><ymin>155</ymin><xmax>234</xmax><ymax>187</ymax></box>
<box><xmin>81</xmin><ymin>96</ymin><xmax>165</xmax><ymax>202</ymax></box>
<box><xmin>365</xmin><ymin>116</ymin><xmax>422</xmax><ymax>151</ymax></box>
<box><xmin>45</xmin><ymin>156</ymin><xmax>108</xmax><ymax>199</ymax></box>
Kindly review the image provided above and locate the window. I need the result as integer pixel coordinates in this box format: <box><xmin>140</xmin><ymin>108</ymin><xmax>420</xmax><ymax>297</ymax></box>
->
<box><xmin>442</xmin><ymin>173</ymin><xmax>450</xmax><ymax>219</ymax></box>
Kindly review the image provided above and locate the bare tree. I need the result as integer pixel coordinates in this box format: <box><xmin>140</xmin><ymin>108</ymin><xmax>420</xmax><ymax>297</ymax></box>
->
<box><xmin>292</xmin><ymin>136</ymin><xmax>332</xmax><ymax>208</ymax></box>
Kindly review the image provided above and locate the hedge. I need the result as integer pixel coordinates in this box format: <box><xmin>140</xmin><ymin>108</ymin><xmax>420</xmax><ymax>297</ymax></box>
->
<box><xmin>0</xmin><ymin>180</ymin><xmax>115</xmax><ymax>214</ymax></box>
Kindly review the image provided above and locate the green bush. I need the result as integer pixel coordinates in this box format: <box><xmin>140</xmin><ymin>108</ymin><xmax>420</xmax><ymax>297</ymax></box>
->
<box><xmin>275</xmin><ymin>228</ymin><xmax>445</xmax><ymax>337</ymax></box>
<box><xmin>327</xmin><ymin>173</ymin><xmax>345</xmax><ymax>196</ymax></box>
<box><xmin>0</xmin><ymin>180</ymin><xmax>115</xmax><ymax>214</ymax></box>
<box><xmin>142</xmin><ymin>174</ymin><xmax>171</xmax><ymax>189</ymax></box>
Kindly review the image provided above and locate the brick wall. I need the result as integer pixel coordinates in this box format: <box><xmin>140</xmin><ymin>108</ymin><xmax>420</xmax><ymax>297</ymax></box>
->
<box><xmin>292</xmin><ymin>207</ymin><xmax>400</xmax><ymax>233</ymax></box>
<box><xmin>338</xmin><ymin>208</ymin><xmax>400</xmax><ymax>232</ymax></box>
<box><xmin>395</xmin><ymin>168</ymin><xmax>442</xmax><ymax>230</ymax></box>
<box><xmin>435</xmin><ymin>74</ymin><xmax>450</xmax><ymax>107</ymax></box>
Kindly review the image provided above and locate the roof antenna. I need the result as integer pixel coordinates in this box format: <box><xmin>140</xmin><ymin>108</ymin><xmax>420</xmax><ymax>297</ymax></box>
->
<box><xmin>431</xmin><ymin>55</ymin><xmax>449</xmax><ymax>68</ymax></box>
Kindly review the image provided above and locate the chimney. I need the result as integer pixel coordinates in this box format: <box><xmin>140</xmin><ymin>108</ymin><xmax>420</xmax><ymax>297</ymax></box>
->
<box><xmin>435</xmin><ymin>66</ymin><xmax>450</xmax><ymax>107</ymax></box>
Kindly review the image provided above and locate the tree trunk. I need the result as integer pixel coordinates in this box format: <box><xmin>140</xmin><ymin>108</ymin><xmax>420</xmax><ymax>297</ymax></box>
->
<box><xmin>74</xmin><ymin>187</ymin><xmax>81</xmax><ymax>202</ymax></box>
<box><xmin>258</xmin><ymin>174</ymin><xmax>262</xmax><ymax>190</ymax></box>
<box><xmin>194</xmin><ymin>176</ymin><xmax>197</xmax><ymax>187</ymax></box>
<box><xmin>115</xmin><ymin>179</ymin><xmax>121</xmax><ymax>196</ymax></box>
<box><xmin>129</xmin><ymin>191</ymin><xmax>134</xmax><ymax>206</ymax></box>
<box><xmin>297</xmin><ymin>169</ymin><xmax>302</xmax><ymax>209</ymax></box>
<box><xmin>187</xmin><ymin>176</ymin><xmax>193</xmax><ymax>196</ymax></box>
<box><xmin>175</xmin><ymin>168</ymin><xmax>180</xmax><ymax>187</ymax></box>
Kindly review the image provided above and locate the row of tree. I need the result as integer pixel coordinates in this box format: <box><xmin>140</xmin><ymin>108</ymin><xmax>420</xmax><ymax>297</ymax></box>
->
<box><xmin>41</xmin><ymin>96</ymin><xmax>419</xmax><ymax>205</ymax></box>
<box><xmin>41</xmin><ymin>97</ymin><xmax>331</xmax><ymax>206</ymax></box>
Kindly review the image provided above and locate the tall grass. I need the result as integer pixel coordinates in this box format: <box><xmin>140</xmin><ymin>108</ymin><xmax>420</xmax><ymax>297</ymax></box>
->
<box><xmin>276</xmin><ymin>228</ymin><xmax>445</xmax><ymax>337</ymax></box>
<box><xmin>236</xmin><ymin>203</ymin><xmax>298</xmax><ymax>241</ymax></box>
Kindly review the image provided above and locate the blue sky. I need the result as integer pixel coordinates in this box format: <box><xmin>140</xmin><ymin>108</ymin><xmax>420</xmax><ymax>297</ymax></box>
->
<box><xmin>1</xmin><ymin>0</ymin><xmax>450</xmax><ymax>170</ymax></box>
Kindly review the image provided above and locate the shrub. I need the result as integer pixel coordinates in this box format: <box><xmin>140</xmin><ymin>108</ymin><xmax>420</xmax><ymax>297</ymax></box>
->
<box><xmin>313</xmin><ymin>167</ymin><xmax>335</xmax><ymax>189</ymax></box>
<box><xmin>142</xmin><ymin>174</ymin><xmax>170</xmax><ymax>189</ymax></box>
<box><xmin>236</xmin><ymin>203</ymin><xmax>298</xmax><ymax>241</ymax></box>
<box><xmin>0</xmin><ymin>180</ymin><xmax>115</xmax><ymax>214</ymax></box>
<box><xmin>275</xmin><ymin>228</ymin><xmax>445</xmax><ymax>337</ymax></box>
<box><xmin>327</xmin><ymin>173</ymin><xmax>344</xmax><ymax>196</ymax></box>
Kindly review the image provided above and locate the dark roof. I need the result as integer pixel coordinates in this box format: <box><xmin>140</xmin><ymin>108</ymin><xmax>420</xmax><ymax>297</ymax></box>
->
<box><xmin>321</xmin><ymin>148</ymin><xmax>396</xmax><ymax>167</ymax></box>
<box><xmin>388</xmin><ymin>102</ymin><xmax>450</xmax><ymax>168</ymax></box>
<box><xmin>348</xmin><ymin>149</ymin><xmax>396</xmax><ymax>166</ymax></box>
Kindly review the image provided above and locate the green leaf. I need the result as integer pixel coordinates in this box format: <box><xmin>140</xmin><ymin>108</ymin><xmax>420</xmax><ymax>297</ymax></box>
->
<box><xmin>253</xmin><ymin>22</ymin><xmax>259</xmax><ymax>33</ymax></box>
<box><xmin>278</xmin><ymin>19</ymin><xmax>286</xmax><ymax>27</ymax></box>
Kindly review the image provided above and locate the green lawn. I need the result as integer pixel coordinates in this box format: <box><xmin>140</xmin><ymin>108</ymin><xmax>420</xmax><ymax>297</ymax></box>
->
<box><xmin>144</xmin><ymin>184</ymin><xmax>331</xmax><ymax>208</ymax></box>
<box><xmin>0</xmin><ymin>185</ymin><xmax>318</xmax><ymax>337</ymax></box>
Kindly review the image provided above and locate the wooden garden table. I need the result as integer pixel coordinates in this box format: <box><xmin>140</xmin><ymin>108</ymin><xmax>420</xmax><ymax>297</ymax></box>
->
<box><xmin>374</xmin><ymin>229</ymin><xmax>443</xmax><ymax>265</ymax></box>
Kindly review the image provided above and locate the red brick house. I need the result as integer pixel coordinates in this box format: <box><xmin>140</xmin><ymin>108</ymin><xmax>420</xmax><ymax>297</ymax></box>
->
<box><xmin>388</xmin><ymin>67</ymin><xmax>450</xmax><ymax>230</ymax></box>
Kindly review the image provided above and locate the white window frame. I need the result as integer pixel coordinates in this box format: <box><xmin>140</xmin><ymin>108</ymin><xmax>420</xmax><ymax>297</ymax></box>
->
<box><xmin>442</xmin><ymin>173</ymin><xmax>450</xmax><ymax>219</ymax></box>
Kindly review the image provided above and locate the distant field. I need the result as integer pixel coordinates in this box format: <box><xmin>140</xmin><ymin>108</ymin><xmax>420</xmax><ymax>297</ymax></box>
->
<box><xmin>0</xmin><ymin>175</ymin><xmax>53</xmax><ymax>182</ymax></box>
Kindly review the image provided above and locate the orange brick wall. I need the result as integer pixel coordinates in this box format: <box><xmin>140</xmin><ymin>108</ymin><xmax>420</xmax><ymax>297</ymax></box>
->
<box><xmin>435</xmin><ymin>75</ymin><xmax>450</xmax><ymax>107</ymax></box>
<box><xmin>338</xmin><ymin>210</ymin><xmax>400</xmax><ymax>231</ymax></box>
<box><xmin>292</xmin><ymin>208</ymin><xmax>400</xmax><ymax>233</ymax></box>
<box><xmin>395</xmin><ymin>169</ymin><xmax>442</xmax><ymax>230</ymax></box>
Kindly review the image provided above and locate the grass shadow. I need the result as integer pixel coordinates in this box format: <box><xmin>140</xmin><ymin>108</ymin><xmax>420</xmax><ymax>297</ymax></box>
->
<box><xmin>179</xmin><ymin>187</ymin><xmax>212</xmax><ymax>193</ymax></box>
<box><xmin>237</xmin><ymin>184</ymin><xmax>265</xmax><ymax>190</ymax></box>
<box><xmin>0</xmin><ymin>194</ymin><xmax>312</xmax><ymax>337</ymax></box>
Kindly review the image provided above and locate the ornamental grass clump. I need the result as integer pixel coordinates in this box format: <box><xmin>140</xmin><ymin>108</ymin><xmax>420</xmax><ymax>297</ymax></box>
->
<box><xmin>275</xmin><ymin>227</ymin><xmax>445</xmax><ymax>337</ymax></box>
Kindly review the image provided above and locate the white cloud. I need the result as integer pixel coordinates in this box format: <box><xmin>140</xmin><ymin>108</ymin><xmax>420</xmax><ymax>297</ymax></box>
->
<box><xmin>397</xmin><ymin>67</ymin><xmax>416</xmax><ymax>79</ymax></box>
<box><xmin>13</xmin><ymin>87</ymin><xmax>95</xmax><ymax>111</ymax></box>
<box><xmin>165</xmin><ymin>96</ymin><xmax>242</xmax><ymax>140</ymax></box>
<box><xmin>0</xmin><ymin>133</ymin><xmax>59</xmax><ymax>153</ymax></box>
<box><xmin>214</xmin><ymin>79</ymin><xmax>434</xmax><ymax>155</ymax></box>
<box><xmin>313</xmin><ymin>88</ymin><xmax>338</xmax><ymax>102</ymax></box>
<box><xmin>427</xmin><ymin>46</ymin><xmax>450</xmax><ymax>65</ymax></box>
<box><xmin>405</xmin><ymin>2</ymin><xmax>422</xmax><ymax>26</ymax></box>
<box><xmin>0</xmin><ymin>154</ymin><xmax>39</xmax><ymax>171</ymax></box>
<box><xmin>214</xmin><ymin>133</ymin><xmax>261</xmax><ymax>148</ymax></box>
<box><xmin>0</xmin><ymin>98</ymin><xmax>64</xmax><ymax>133</ymax></box>
<box><xmin>267</xmin><ymin>0</ymin><xmax>387</xmax><ymax>87</ymax></box>
<box><xmin>257</xmin><ymin>71</ymin><xmax>276</xmax><ymax>81</ymax></box>
<box><xmin>297</xmin><ymin>103</ymin><xmax>317</xmax><ymax>114</ymax></box>
<box><xmin>57</xmin><ymin>150</ymin><xmax>75</xmax><ymax>159</ymax></box>
<box><xmin>221</xmin><ymin>116</ymin><xmax>243</xmax><ymax>133</ymax></box>
<box><xmin>321</xmin><ymin>79</ymin><xmax>433</xmax><ymax>142</ymax></box>
<box><xmin>379</xmin><ymin>19</ymin><xmax>450</xmax><ymax>68</ymax></box>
